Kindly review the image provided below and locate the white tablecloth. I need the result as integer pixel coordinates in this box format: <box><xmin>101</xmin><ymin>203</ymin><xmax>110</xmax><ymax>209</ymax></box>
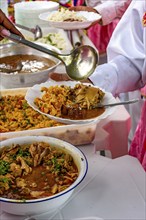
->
<box><xmin>1</xmin><ymin>144</ymin><xmax>145</xmax><ymax>220</ymax></box>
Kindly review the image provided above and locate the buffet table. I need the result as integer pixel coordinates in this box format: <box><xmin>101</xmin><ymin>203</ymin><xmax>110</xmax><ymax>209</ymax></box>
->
<box><xmin>1</xmin><ymin>144</ymin><xmax>145</xmax><ymax>220</ymax></box>
<box><xmin>0</xmin><ymin>70</ymin><xmax>144</xmax><ymax>220</ymax></box>
<box><xmin>1</xmin><ymin>28</ymin><xmax>144</xmax><ymax>220</ymax></box>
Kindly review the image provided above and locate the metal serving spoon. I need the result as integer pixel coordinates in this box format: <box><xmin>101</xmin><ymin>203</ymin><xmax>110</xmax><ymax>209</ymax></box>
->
<box><xmin>15</xmin><ymin>24</ymin><xmax>43</xmax><ymax>40</ymax></box>
<box><xmin>0</xmin><ymin>61</ymin><xmax>23</xmax><ymax>74</ymax></box>
<box><xmin>2</xmin><ymin>30</ymin><xmax>98</xmax><ymax>81</ymax></box>
<box><xmin>96</xmin><ymin>99</ymin><xmax>139</xmax><ymax>108</ymax></box>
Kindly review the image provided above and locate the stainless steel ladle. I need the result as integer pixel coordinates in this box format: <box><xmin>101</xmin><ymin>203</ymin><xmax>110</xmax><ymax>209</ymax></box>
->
<box><xmin>15</xmin><ymin>24</ymin><xmax>43</xmax><ymax>40</ymax></box>
<box><xmin>2</xmin><ymin>31</ymin><xmax>98</xmax><ymax>81</ymax></box>
<box><xmin>0</xmin><ymin>61</ymin><xmax>23</xmax><ymax>74</ymax></box>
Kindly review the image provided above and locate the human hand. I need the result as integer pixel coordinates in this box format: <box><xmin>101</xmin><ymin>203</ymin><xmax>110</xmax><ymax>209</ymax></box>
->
<box><xmin>0</xmin><ymin>9</ymin><xmax>23</xmax><ymax>41</ymax></box>
<box><xmin>69</xmin><ymin>6</ymin><xmax>97</xmax><ymax>13</ymax></box>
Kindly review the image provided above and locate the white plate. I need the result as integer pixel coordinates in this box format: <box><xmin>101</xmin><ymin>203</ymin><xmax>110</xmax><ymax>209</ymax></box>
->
<box><xmin>39</xmin><ymin>11</ymin><xmax>101</xmax><ymax>30</ymax></box>
<box><xmin>18</xmin><ymin>27</ymin><xmax>73</xmax><ymax>52</ymax></box>
<box><xmin>25</xmin><ymin>81</ymin><xmax>116</xmax><ymax>125</ymax></box>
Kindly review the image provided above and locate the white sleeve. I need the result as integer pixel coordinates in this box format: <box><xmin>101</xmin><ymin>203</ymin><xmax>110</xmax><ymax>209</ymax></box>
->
<box><xmin>89</xmin><ymin>1</ymin><xmax>146</xmax><ymax>95</ymax></box>
<box><xmin>86</xmin><ymin>0</ymin><xmax>131</xmax><ymax>25</ymax></box>
<box><xmin>85</xmin><ymin>0</ymin><xmax>101</xmax><ymax>8</ymax></box>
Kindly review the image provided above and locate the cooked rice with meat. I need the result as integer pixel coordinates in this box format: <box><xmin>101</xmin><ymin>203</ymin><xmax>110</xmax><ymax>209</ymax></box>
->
<box><xmin>34</xmin><ymin>84</ymin><xmax>105</xmax><ymax>117</ymax></box>
<box><xmin>48</xmin><ymin>8</ymin><xmax>87</xmax><ymax>22</ymax></box>
<box><xmin>0</xmin><ymin>95</ymin><xmax>63</xmax><ymax>133</ymax></box>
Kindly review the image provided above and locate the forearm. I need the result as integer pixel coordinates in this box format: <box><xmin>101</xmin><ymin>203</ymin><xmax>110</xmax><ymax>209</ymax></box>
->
<box><xmin>89</xmin><ymin>55</ymin><xmax>144</xmax><ymax>95</ymax></box>
<box><xmin>86</xmin><ymin>0</ymin><xmax>131</xmax><ymax>25</ymax></box>
<box><xmin>97</xmin><ymin>0</ymin><xmax>131</xmax><ymax>25</ymax></box>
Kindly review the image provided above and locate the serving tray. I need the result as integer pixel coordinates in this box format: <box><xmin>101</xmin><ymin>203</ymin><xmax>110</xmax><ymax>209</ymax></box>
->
<box><xmin>0</xmin><ymin>87</ymin><xmax>97</xmax><ymax>145</ymax></box>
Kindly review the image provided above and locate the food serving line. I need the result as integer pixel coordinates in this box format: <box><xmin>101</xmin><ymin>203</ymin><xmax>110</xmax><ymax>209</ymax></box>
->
<box><xmin>0</xmin><ymin>27</ymin><xmax>145</xmax><ymax>220</ymax></box>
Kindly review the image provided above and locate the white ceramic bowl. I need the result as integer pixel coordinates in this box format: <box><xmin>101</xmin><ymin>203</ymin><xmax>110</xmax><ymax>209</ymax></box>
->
<box><xmin>0</xmin><ymin>136</ymin><xmax>88</xmax><ymax>216</ymax></box>
<box><xmin>0</xmin><ymin>42</ymin><xmax>61</xmax><ymax>89</ymax></box>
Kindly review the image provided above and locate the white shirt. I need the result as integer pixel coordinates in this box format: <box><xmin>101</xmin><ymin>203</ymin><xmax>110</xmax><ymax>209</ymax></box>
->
<box><xmin>85</xmin><ymin>0</ymin><xmax>131</xmax><ymax>25</ymax></box>
<box><xmin>90</xmin><ymin>0</ymin><xmax>146</xmax><ymax>95</ymax></box>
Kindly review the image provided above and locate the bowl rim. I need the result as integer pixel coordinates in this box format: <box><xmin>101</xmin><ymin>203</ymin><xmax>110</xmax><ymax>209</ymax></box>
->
<box><xmin>0</xmin><ymin>136</ymin><xmax>88</xmax><ymax>204</ymax></box>
<box><xmin>14</xmin><ymin>1</ymin><xmax>59</xmax><ymax>12</ymax></box>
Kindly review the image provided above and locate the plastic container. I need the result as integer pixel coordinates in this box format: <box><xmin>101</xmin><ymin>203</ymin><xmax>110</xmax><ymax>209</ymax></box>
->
<box><xmin>0</xmin><ymin>88</ymin><xmax>97</xmax><ymax>146</ymax></box>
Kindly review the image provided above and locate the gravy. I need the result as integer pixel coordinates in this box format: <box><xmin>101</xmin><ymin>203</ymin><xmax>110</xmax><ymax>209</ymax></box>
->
<box><xmin>61</xmin><ymin>105</ymin><xmax>105</xmax><ymax>120</ymax></box>
<box><xmin>0</xmin><ymin>54</ymin><xmax>56</xmax><ymax>74</ymax></box>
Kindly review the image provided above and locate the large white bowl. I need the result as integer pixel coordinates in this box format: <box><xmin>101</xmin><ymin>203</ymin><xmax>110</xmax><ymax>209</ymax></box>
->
<box><xmin>0</xmin><ymin>42</ymin><xmax>61</xmax><ymax>89</ymax></box>
<box><xmin>0</xmin><ymin>136</ymin><xmax>88</xmax><ymax>216</ymax></box>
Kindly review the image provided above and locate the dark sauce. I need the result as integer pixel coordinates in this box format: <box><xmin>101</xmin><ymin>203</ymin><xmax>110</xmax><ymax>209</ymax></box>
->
<box><xmin>0</xmin><ymin>54</ymin><xmax>56</xmax><ymax>74</ymax></box>
<box><xmin>61</xmin><ymin>106</ymin><xmax>105</xmax><ymax>120</ymax></box>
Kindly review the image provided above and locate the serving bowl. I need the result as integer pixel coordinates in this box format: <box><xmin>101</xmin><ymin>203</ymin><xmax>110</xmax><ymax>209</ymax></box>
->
<box><xmin>0</xmin><ymin>136</ymin><xmax>88</xmax><ymax>216</ymax></box>
<box><xmin>0</xmin><ymin>42</ymin><xmax>61</xmax><ymax>89</ymax></box>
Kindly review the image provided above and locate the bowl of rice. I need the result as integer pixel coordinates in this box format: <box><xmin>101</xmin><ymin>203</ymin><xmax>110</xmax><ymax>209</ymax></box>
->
<box><xmin>39</xmin><ymin>8</ymin><xmax>102</xmax><ymax>30</ymax></box>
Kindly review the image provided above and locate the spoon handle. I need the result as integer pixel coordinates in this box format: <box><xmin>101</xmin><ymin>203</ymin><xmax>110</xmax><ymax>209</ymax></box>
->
<box><xmin>15</xmin><ymin>23</ymin><xmax>36</xmax><ymax>33</ymax></box>
<box><xmin>97</xmin><ymin>98</ymin><xmax>139</xmax><ymax>108</ymax></box>
<box><xmin>2</xmin><ymin>31</ymin><xmax>64</xmax><ymax>61</ymax></box>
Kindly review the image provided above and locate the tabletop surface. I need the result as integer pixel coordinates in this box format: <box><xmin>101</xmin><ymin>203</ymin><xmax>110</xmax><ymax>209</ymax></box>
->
<box><xmin>1</xmin><ymin>144</ymin><xmax>145</xmax><ymax>220</ymax></box>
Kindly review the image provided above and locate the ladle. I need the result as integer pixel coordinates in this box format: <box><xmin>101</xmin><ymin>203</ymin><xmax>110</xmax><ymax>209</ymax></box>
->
<box><xmin>15</xmin><ymin>24</ymin><xmax>43</xmax><ymax>40</ymax></box>
<box><xmin>0</xmin><ymin>61</ymin><xmax>23</xmax><ymax>74</ymax></box>
<box><xmin>2</xmin><ymin>30</ymin><xmax>98</xmax><ymax>81</ymax></box>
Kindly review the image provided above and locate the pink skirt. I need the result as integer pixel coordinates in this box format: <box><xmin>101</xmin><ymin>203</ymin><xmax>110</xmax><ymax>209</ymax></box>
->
<box><xmin>87</xmin><ymin>20</ymin><xmax>119</xmax><ymax>54</ymax></box>
<box><xmin>76</xmin><ymin>0</ymin><xmax>119</xmax><ymax>54</ymax></box>
<box><xmin>129</xmin><ymin>97</ymin><xmax>146</xmax><ymax>171</ymax></box>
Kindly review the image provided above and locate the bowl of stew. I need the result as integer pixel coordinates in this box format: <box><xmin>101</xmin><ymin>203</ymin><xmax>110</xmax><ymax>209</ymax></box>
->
<box><xmin>0</xmin><ymin>43</ymin><xmax>61</xmax><ymax>89</ymax></box>
<box><xmin>0</xmin><ymin>136</ymin><xmax>88</xmax><ymax>216</ymax></box>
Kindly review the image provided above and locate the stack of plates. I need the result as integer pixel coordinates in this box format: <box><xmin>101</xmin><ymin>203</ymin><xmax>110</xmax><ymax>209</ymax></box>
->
<box><xmin>0</xmin><ymin>0</ymin><xmax>8</xmax><ymax>16</ymax></box>
<box><xmin>14</xmin><ymin>1</ymin><xmax>59</xmax><ymax>28</ymax></box>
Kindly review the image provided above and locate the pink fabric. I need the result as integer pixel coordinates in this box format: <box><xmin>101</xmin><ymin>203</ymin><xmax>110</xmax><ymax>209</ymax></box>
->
<box><xmin>141</xmin><ymin>85</ymin><xmax>146</xmax><ymax>96</ymax></box>
<box><xmin>129</xmin><ymin>86</ymin><xmax>146</xmax><ymax>171</ymax></box>
<box><xmin>87</xmin><ymin>19</ymin><xmax>119</xmax><ymax>54</ymax></box>
<box><xmin>76</xmin><ymin>0</ymin><xmax>119</xmax><ymax>53</ymax></box>
<box><xmin>76</xmin><ymin>0</ymin><xmax>85</xmax><ymax>6</ymax></box>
